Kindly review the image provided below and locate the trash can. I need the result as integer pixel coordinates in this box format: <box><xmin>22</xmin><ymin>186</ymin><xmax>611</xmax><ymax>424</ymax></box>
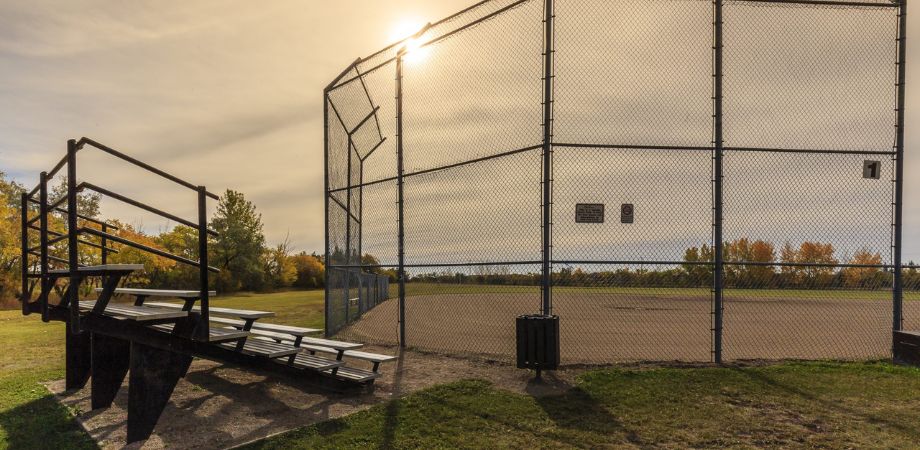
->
<box><xmin>516</xmin><ymin>314</ymin><xmax>560</xmax><ymax>374</ymax></box>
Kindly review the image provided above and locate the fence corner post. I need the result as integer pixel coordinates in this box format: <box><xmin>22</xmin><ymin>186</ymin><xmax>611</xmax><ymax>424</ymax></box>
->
<box><xmin>541</xmin><ymin>0</ymin><xmax>555</xmax><ymax>317</ymax></box>
<box><xmin>712</xmin><ymin>0</ymin><xmax>725</xmax><ymax>364</ymax></box>
<box><xmin>396</xmin><ymin>50</ymin><xmax>407</xmax><ymax>348</ymax></box>
<box><xmin>893</xmin><ymin>0</ymin><xmax>907</xmax><ymax>337</ymax></box>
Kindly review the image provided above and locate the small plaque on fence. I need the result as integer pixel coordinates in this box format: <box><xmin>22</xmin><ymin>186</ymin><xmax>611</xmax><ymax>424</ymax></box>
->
<box><xmin>575</xmin><ymin>204</ymin><xmax>605</xmax><ymax>223</ymax></box>
<box><xmin>621</xmin><ymin>204</ymin><xmax>634</xmax><ymax>224</ymax></box>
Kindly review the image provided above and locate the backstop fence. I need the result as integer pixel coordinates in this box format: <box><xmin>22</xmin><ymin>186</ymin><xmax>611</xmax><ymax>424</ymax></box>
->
<box><xmin>324</xmin><ymin>0</ymin><xmax>909</xmax><ymax>365</ymax></box>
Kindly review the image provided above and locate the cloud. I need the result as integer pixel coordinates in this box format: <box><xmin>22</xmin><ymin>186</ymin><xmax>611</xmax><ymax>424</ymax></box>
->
<box><xmin>2</xmin><ymin>0</ymin><xmax>920</xmax><ymax>266</ymax></box>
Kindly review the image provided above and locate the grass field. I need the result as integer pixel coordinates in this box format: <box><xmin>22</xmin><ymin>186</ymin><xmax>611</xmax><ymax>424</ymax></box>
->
<box><xmin>246</xmin><ymin>362</ymin><xmax>920</xmax><ymax>449</ymax></box>
<box><xmin>3</xmin><ymin>288</ymin><xmax>920</xmax><ymax>448</ymax></box>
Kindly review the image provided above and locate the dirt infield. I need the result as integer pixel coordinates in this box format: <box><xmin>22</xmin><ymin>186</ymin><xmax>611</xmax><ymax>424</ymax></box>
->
<box><xmin>342</xmin><ymin>290</ymin><xmax>907</xmax><ymax>364</ymax></box>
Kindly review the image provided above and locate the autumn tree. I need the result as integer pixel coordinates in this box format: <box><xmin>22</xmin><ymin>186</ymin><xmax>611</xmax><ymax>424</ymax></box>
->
<box><xmin>263</xmin><ymin>234</ymin><xmax>297</xmax><ymax>290</ymax></box>
<box><xmin>723</xmin><ymin>238</ymin><xmax>776</xmax><ymax>287</ymax></box>
<box><xmin>0</xmin><ymin>176</ymin><xmax>20</xmax><ymax>301</ymax></box>
<box><xmin>842</xmin><ymin>248</ymin><xmax>884</xmax><ymax>288</ymax></box>
<box><xmin>682</xmin><ymin>244</ymin><xmax>714</xmax><ymax>287</ymax></box>
<box><xmin>107</xmin><ymin>220</ymin><xmax>177</xmax><ymax>287</ymax></box>
<box><xmin>291</xmin><ymin>252</ymin><xmax>325</xmax><ymax>289</ymax></box>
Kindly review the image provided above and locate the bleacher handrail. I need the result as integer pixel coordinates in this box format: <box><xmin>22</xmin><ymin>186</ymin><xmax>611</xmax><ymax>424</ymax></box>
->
<box><xmin>20</xmin><ymin>138</ymin><xmax>218</xmax><ymax>341</ymax></box>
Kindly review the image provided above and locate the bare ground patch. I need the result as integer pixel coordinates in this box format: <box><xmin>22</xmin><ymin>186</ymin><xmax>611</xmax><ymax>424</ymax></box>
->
<box><xmin>46</xmin><ymin>346</ymin><xmax>584</xmax><ymax>449</ymax></box>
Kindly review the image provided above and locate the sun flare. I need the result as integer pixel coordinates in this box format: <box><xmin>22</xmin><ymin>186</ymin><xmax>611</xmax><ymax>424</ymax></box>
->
<box><xmin>388</xmin><ymin>19</ymin><xmax>429</xmax><ymax>63</ymax></box>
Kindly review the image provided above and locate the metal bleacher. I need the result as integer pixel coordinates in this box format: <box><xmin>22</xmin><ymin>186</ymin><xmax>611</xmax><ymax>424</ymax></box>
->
<box><xmin>20</xmin><ymin>138</ymin><xmax>394</xmax><ymax>443</ymax></box>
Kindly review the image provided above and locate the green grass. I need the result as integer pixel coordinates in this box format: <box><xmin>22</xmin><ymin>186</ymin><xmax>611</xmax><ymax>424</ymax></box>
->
<box><xmin>0</xmin><ymin>311</ymin><xmax>95</xmax><ymax>449</ymax></box>
<box><xmin>212</xmin><ymin>290</ymin><xmax>325</xmax><ymax>329</ymax></box>
<box><xmin>244</xmin><ymin>362</ymin><xmax>920</xmax><ymax>449</ymax></box>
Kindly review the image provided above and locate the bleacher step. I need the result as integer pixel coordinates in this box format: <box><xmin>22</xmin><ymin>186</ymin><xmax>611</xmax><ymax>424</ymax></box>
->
<box><xmin>289</xmin><ymin>354</ymin><xmax>345</xmax><ymax>371</ymax></box>
<box><xmin>326</xmin><ymin>366</ymin><xmax>380</xmax><ymax>383</ymax></box>
<box><xmin>219</xmin><ymin>339</ymin><xmax>299</xmax><ymax>359</ymax></box>
<box><xmin>78</xmin><ymin>301</ymin><xmax>187</xmax><ymax>321</ymax></box>
<box><xmin>150</xmin><ymin>324</ymin><xmax>249</xmax><ymax>343</ymax></box>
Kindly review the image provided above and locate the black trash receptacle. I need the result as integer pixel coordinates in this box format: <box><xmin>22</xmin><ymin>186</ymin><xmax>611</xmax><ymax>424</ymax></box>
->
<box><xmin>516</xmin><ymin>314</ymin><xmax>560</xmax><ymax>372</ymax></box>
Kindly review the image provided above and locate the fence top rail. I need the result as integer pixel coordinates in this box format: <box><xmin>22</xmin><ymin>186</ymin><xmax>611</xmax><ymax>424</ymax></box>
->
<box><xmin>727</xmin><ymin>0</ymin><xmax>900</xmax><ymax>7</ymax></box>
<box><xmin>327</xmin><ymin>0</ymin><xmax>530</xmax><ymax>92</ymax></box>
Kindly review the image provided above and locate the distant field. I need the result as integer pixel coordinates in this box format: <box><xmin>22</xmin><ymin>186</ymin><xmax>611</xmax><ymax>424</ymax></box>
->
<box><xmin>211</xmin><ymin>290</ymin><xmax>325</xmax><ymax>329</ymax></box>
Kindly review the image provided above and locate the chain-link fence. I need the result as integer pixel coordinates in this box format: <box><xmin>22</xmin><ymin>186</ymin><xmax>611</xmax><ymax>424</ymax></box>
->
<box><xmin>324</xmin><ymin>0</ymin><xmax>908</xmax><ymax>365</ymax></box>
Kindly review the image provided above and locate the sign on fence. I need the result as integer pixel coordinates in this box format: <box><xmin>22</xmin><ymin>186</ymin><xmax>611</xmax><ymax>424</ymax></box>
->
<box><xmin>575</xmin><ymin>204</ymin><xmax>605</xmax><ymax>223</ymax></box>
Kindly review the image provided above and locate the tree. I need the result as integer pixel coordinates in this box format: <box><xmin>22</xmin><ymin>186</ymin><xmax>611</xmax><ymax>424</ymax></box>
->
<box><xmin>724</xmin><ymin>238</ymin><xmax>775</xmax><ymax>288</ymax></box>
<box><xmin>291</xmin><ymin>252</ymin><xmax>325</xmax><ymax>289</ymax></box>
<box><xmin>50</xmin><ymin>178</ymin><xmax>101</xmax><ymax>219</ymax></box>
<box><xmin>155</xmin><ymin>225</ymin><xmax>200</xmax><ymax>288</ymax></box>
<box><xmin>842</xmin><ymin>248</ymin><xmax>884</xmax><ymax>289</ymax></box>
<box><xmin>264</xmin><ymin>234</ymin><xmax>297</xmax><ymax>289</ymax></box>
<box><xmin>682</xmin><ymin>244</ymin><xmax>713</xmax><ymax>287</ymax></box>
<box><xmin>107</xmin><ymin>220</ymin><xmax>177</xmax><ymax>287</ymax></box>
<box><xmin>0</xmin><ymin>179</ymin><xmax>20</xmax><ymax>301</ymax></box>
<box><xmin>210</xmin><ymin>190</ymin><xmax>266</xmax><ymax>292</ymax></box>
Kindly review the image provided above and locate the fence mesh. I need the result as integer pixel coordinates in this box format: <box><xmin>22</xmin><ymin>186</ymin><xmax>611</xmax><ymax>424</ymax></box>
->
<box><xmin>324</xmin><ymin>0</ymin><xmax>906</xmax><ymax>364</ymax></box>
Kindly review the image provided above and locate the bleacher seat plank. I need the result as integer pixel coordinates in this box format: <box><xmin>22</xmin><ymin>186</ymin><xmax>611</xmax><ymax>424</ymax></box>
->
<box><xmin>96</xmin><ymin>288</ymin><xmax>217</xmax><ymax>298</ymax></box>
<box><xmin>78</xmin><ymin>301</ymin><xmax>187</xmax><ymax>321</ymax></box>
<box><xmin>146</xmin><ymin>301</ymin><xmax>274</xmax><ymax>320</ymax></box>
<box><xmin>219</xmin><ymin>339</ymin><xmax>299</xmax><ymax>359</ymax></box>
<box><xmin>300</xmin><ymin>344</ymin><xmax>396</xmax><ymax>364</ymax></box>
<box><xmin>326</xmin><ymin>366</ymin><xmax>380</xmax><ymax>383</ymax></box>
<box><xmin>299</xmin><ymin>336</ymin><xmax>364</xmax><ymax>352</ymax></box>
<box><xmin>289</xmin><ymin>354</ymin><xmax>345</xmax><ymax>371</ymax></box>
<box><xmin>211</xmin><ymin>317</ymin><xmax>321</xmax><ymax>336</ymax></box>
<box><xmin>150</xmin><ymin>324</ymin><xmax>249</xmax><ymax>343</ymax></box>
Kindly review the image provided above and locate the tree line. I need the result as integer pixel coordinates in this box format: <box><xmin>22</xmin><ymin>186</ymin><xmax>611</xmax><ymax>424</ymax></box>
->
<box><xmin>0</xmin><ymin>171</ymin><xmax>325</xmax><ymax>307</ymax></box>
<box><xmin>406</xmin><ymin>239</ymin><xmax>920</xmax><ymax>290</ymax></box>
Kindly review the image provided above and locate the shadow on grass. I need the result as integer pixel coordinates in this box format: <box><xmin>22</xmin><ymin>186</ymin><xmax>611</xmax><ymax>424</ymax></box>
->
<box><xmin>0</xmin><ymin>391</ymin><xmax>95</xmax><ymax>449</ymax></box>
<box><xmin>381</xmin><ymin>347</ymin><xmax>406</xmax><ymax>450</ymax></box>
<box><xmin>526</xmin><ymin>374</ymin><xmax>625</xmax><ymax>440</ymax></box>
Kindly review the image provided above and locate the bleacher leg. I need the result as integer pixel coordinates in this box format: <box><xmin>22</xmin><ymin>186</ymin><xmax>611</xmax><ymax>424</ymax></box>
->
<box><xmin>91</xmin><ymin>333</ymin><xmax>130</xmax><ymax>410</ymax></box>
<box><xmin>126</xmin><ymin>341</ymin><xmax>192</xmax><ymax>443</ymax></box>
<box><xmin>65</xmin><ymin>321</ymin><xmax>91</xmax><ymax>390</ymax></box>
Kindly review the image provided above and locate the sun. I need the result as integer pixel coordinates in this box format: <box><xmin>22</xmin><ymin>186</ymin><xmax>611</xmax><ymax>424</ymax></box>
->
<box><xmin>388</xmin><ymin>19</ymin><xmax>430</xmax><ymax>63</ymax></box>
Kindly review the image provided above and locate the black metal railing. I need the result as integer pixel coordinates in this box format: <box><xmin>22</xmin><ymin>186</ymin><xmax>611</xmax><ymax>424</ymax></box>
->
<box><xmin>20</xmin><ymin>138</ymin><xmax>219</xmax><ymax>340</ymax></box>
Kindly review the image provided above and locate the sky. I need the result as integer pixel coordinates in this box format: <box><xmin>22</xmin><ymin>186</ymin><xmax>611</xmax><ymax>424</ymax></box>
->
<box><xmin>2</xmin><ymin>0</ymin><xmax>919</xmax><ymax>263</ymax></box>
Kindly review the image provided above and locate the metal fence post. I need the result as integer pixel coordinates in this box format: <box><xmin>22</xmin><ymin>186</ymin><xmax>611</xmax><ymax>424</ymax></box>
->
<box><xmin>66</xmin><ymin>139</ymin><xmax>80</xmax><ymax>333</ymax></box>
<box><xmin>893</xmin><ymin>0</ymin><xmax>907</xmax><ymax>334</ymax></box>
<box><xmin>712</xmin><ymin>0</ymin><xmax>725</xmax><ymax>364</ymax></box>
<box><xmin>198</xmin><ymin>186</ymin><xmax>210</xmax><ymax>341</ymax></box>
<box><xmin>324</xmin><ymin>92</ymin><xmax>332</xmax><ymax>338</ymax></box>
<box><xmin>397</xmin><ymin>50</ymin><xmax>407</xmax><ymax>348</ymax></box>
<box><xmin>541</xmin><ymin>0</ymin><xmax>555</xmax><ymax>316</ymax></box>
<box><xmin>20</xmin><ymin>193</ymin><xmax>29</xmax><ymax>315</ymax></box>
<box><xmin>345</xmin><ymin>136</ymin><xmax>353</xmax><ymax>325</ymax></box>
